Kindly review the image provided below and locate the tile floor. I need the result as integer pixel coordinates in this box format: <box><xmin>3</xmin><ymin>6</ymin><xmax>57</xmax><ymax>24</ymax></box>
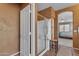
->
<box><xmin>58</xmin><ymin>38</ymin><xmax>73</xmax><ymax>47</ymax></box>
<box><xmin>43</xmin><ymin>45</ymin><xmax>79</xmax><ymax>56</ymax></box>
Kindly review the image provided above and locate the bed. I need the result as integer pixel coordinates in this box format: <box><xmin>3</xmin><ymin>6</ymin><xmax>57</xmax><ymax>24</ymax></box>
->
<box><xmin>59</xmin><ymin>32</ymin><xmax>72</xmax><ymax>39</ymax></box>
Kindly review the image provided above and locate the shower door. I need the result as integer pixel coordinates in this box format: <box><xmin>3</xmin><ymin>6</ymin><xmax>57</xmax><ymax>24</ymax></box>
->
<box><xmin>36</xmin><ymin>20</ymin><xmax>47</xmax><ymax>55</ymax></box>
<box><xmin>20</xmin><ymin>5</ymin><xmax>30</xmax><ymax>56</ymax></box>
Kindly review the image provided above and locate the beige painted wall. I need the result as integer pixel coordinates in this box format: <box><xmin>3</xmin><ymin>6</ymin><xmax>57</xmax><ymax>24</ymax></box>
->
<box><xmin>0</xmin><ymin>4</ymin><xmax>20</xmax><ymax>56</ymax></box>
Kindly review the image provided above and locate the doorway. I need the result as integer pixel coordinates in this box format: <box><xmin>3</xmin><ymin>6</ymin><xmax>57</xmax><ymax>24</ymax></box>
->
<box><xmin>58</xmin><ymin>12</ymin><xmax>73</xmax><ymax>48</ymax></box>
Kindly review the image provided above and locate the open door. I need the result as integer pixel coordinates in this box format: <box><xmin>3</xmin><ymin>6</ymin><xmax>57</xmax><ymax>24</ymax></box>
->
<box><xmin>20</xmin><ymin>5</ymin><xmax>30</xmax><ymax>56</ymax></box>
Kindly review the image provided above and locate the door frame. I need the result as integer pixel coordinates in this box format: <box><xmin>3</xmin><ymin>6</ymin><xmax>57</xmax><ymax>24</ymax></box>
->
<box><xmin>57</xmin><ymin>11</ymin><xmax>73</xmax><ymax>48</ymax></box>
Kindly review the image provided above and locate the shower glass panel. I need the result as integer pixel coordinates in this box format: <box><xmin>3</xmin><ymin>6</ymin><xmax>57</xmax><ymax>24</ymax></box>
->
<box><xmin>37</xmin><ymin>20</ymin><xmax>47</xmax><ymax>55</ymax></box>
<box><xmin>20</xmin><ymin>5</ymin><xmax>30</xmax><ymax>56</ymax></box>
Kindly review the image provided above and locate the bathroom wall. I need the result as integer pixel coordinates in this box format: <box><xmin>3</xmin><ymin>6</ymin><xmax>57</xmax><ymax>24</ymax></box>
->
<box><xmin>0</xmin><ymin>3</ymin><xmax>28</xmax><ymax>56</ymax></box>
<box><xmin>0</xmin><ymin>4</ymin><xmax>20</xmax><ymax>55</ymax></box>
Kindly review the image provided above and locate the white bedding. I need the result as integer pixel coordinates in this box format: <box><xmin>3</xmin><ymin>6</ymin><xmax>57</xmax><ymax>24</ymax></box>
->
<box><xmin>59</xmin><ymin>32</ymin><xmax>72</xmax><ymax>38</ymax></box>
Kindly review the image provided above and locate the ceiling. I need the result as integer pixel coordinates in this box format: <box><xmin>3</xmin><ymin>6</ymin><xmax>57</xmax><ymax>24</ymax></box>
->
<box><xmin>37</xmin><ymin>3</ymin><xmax>76</xmax><ymax>11</ymax></box>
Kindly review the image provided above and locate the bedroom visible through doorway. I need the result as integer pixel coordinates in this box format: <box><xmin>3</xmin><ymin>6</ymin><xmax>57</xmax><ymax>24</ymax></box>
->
<box><xmin>58</xmin><ymin>12</ymin><xmax>73</xmax><ymax>48</ymax></box>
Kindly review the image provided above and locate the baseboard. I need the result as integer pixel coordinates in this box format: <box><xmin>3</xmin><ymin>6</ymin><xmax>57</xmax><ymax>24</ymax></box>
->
<box><xmin>10</xmin><ymin>52</ymin><xmax>20</xmax><ymax>56</ymax></box>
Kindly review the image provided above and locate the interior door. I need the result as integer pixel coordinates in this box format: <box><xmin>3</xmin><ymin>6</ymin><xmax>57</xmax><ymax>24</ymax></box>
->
<box><xmin>20</xmin><ymin>5</ymin><xmax>30</xmax><ymax>56</ymax></box>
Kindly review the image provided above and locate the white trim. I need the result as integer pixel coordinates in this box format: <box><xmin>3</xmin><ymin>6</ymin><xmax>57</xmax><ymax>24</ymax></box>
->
<box><xmin>10</xmin><ymin>52</ymin><xmax>20</xmax><ymax>56</ymax></box>
<box><xmin>30</xmin><ymin>3</ymin><xmax>36</xmax><ymax>56</ymax></box>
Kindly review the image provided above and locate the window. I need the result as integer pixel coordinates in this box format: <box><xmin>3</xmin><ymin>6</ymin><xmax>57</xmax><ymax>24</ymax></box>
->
<box><xmin>59</xmin><ymin>25</ymin><xmax>64</xmax><ymax>32</ymax></box>
<box><xmin>59</xmin><ymin>23</ymin><xmax>71</xmax><ymax>32</ymax></box>
<box><xmin>64</xmin><ymin>24</ymin><xmax>70</xmax><ymax>32</ymax></box>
